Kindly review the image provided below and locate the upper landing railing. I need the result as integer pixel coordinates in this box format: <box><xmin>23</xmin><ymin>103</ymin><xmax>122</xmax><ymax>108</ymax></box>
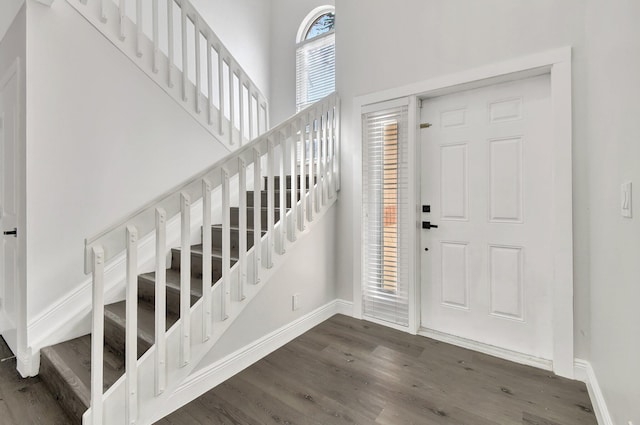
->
<box><xmin>68</xmin><ymin>0</ymin><xmax>270</xmax><ymax>148</ymax></box>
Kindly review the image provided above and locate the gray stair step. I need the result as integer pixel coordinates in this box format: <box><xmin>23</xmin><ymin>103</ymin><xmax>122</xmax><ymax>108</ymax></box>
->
<box><xmin>230</xmin><ymin>206</ymin><xmax>280</xmax><ymax>230</ymax></box>
<box><xmin>39</xmin><ymin>175</ymin><xmax>301</xmax><ymax>424</ymax></box>
<box><xmin>40</xmin><ymin>335</ymin><xmax>124</xmax><ymax>424</ymax></box>
<box><xmin>207</xmin><ymin>225</ymin><xmax>265</xmax><ymax>254</ymax></box>
<box><xmin>170</xmin><ymin>245</ymin><xmax>237</xmax><ymax>281</ymax></box>
<box><xmin>246</xmin><ymin>190</ymin><xmax>299</xmax><ymax>208</ymax></box>
<box><xmin>103</xmin><ymin>300</ymin><xmax>179</xmax><ymax>359</ymax></box>
<box><xmin>263</xmin><ymin>175</ymin><xmax>317</xmax><ymax>190</ymax></box>
<box><xmin>138</xmin><ymin>269</ymin><xmax>202</xmax><ymax>317</ymax></box>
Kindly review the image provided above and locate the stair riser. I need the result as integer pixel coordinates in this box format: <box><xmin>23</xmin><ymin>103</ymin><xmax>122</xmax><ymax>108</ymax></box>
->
<box><xmin>209</xmin><ymin>227</ymin><xmax>257</xmax><ymax>254</ymax></box>
<box><xmin>263</xmin><ymin>175</ymin><xmax>317</xmax><ymax>190</ymax></box>
<box><xmin>138</xmin><ymin>277</ymin><xmax>199</xmax><ymax>317</ymax></box>
<box><xmin>103</xmin><ymin>315</ymin><xmax>152</xmax><ymax>359</ymax></box>
<box><xmin>40</xmin><ymin>349</ymin><xmax>88</xmax><ymax>425</ymax></box>
<box><xmin>170</xmin><ymin>249</ymin><xmax>238</xmax><ymax>281</ymax></box>
<box><xmin>246</xmin><ymin>191</ymin><xmax>299</xmax><ymax>208</ymax></box>
<box><xmin>229</xmin><ymin>207</ymin><xmax>279</xmax><ymax>230</ymax></box>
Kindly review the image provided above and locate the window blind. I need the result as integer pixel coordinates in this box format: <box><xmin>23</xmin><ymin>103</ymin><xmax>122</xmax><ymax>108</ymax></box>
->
<box><xmin>296</xmin><ymin>31</ymin><xmax>335</xmax><ymax>112</ymax></box>
<box><xmin>362</xmin><ymin>105</ymin><xmax>410</xmax><ymax>326</ymax></box>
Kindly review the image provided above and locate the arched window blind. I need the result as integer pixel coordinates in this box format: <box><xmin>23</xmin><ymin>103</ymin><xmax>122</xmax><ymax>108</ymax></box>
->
<box><xmin>296</xmin><ymin>31</ymin><xmax>335</xmax><ymax>111</ymax></box>
<box><xmin>362</xmin><ymin>103</ymin><xmax>410</xmax><ymax>326</ymax></box>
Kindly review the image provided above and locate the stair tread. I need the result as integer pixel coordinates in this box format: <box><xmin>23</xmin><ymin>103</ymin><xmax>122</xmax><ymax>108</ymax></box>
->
<box><xmin>211</xmin><ymin>224</ymin><xmax>267</xmax><ymax>234</ymax></box>
<box><xmin>170</xmin><ymin>245</ymin><xmax>240</xmax><ymax>261</ymax></box>
<box><xmin>105</xmin><ymin>300</ymin><xmax>179</xmax><ymax>347</ymax></box>
<box><xmin>139</xmin><ymin>269</ymin><xmax>203</xmax><ymax>295</ymax></box>
<box><xmin>42</xmin><ymin>335</ymin><xmax>124</xmax><ymax>401</ymax></box>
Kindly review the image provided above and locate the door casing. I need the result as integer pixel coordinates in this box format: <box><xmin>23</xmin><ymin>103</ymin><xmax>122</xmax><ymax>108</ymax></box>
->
<box><xmin>0</xmin><ymin>58</ymin><xmax>29</xmax><ymax>376</ymax></box>
<box><xmin>352</xmin><ymin>47</ymin><xmax>573</xmax><ymax>378</ymax></box>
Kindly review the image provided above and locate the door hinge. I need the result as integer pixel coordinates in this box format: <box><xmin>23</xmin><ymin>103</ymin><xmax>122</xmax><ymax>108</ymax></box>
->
<box><xmin>420</xmin><ymin>123</ymin><xmax>432</xmax><ymax>129</ymax></box>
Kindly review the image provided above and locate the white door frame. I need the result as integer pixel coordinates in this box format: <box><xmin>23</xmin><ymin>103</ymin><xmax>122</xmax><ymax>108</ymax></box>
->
<box><xmin>0</xmin><ymin>58</ymin><xmax>29</xmax><ymax>376</ymax></box>
<box><xmin>352</xmin><ymin>47</ymin><xmax>574</xmax><ymax>378</ymax></box>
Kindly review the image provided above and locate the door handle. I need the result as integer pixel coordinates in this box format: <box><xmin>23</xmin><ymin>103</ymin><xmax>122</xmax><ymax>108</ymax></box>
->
<box><xmin>422</xmin><ymin>221</ymin><xmax>438</xmax><ymax>229</ymax></box>
<box><xmin>3</xmin><ymin>228</ymin><xmax>17</xmax><ymax>237</ymax></box>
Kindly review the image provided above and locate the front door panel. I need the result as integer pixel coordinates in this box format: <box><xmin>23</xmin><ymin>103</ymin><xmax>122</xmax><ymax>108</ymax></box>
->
<box><xmin>420</xmin><ymin>75</ymin><xmax>554</xmax><ymax>360</ymax></box>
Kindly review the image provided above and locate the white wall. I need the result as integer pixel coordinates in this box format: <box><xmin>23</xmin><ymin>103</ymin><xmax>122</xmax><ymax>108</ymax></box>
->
<box><xmin>24</xmin><ymin>1</ymin><xmax>230</xmax><ymax>326</ymax></box>
<box><xmin>190</xmin><ymin>0</ymin><xmax>272</xmax><ymax>113</ymax></box>
<box><xmin>269</xmin><ymin>0</ymin><xmax>334</xmax><ymax>125</ymax></box>
<box><xmin>331</xmin><ymin>0</ymin><xmax>639</xmax><ymax>422</ymax></box>
<box><xmin>0</xmin><ymin>0</ymin><xmax>24</xmax><ymax>42</ymax></box>
<box><xmin>0</xmin><ymin>4</ymin><xmax>26</xmax><ymax>363</ymax></box>
<box><xmin>334</xmin><ymin>0</ymin><xmax>591</xmax><ymax>360</ymax></box>
<box><xmin>195</xmin><ymin>206</ymin><xmax>338</xmax><ymax>367</ymax></box>
<box><xmin>585</xmin><ymin>1</ymin><xmax>640</xmax><ymax>423</ymax></box>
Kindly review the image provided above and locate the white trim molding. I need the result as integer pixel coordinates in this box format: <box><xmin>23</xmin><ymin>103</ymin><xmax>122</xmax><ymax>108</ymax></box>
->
<box><xmin>352</xmin><ymin>47</ymin><xmax>574</xmax><ymax>378</ymax></box>
<box><xmin>156</xmin><ymin>299</ymin><xmax>353</xmax><ymax>420</ymax></box>
<box><xmin>419</xmin><ymin>327</ymin><xmax>553</xmax><ymax>371</ymax></box>
<box><xmin>574</xmin><ymin>359</ymin><xmax>614</xmax><ymax>425</ymax></box>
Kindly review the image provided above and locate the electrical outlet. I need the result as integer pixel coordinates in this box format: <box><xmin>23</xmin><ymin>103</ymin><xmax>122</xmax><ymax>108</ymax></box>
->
<box><xmin>292</xmin><ymin>294</ymin><xmax>300</xmax><ymax>311</ymax></box>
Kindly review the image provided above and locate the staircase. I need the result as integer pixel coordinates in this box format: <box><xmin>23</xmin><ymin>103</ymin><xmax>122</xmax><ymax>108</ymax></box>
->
<box><xmin>39</xmin><ymin>177</ymin><xmax>304</xmax><ymax>423</ymax></box>
<box><xmin>37</xmin><ymin>93</ymin><xmax>340</xmax><ymax>425</ymax></box>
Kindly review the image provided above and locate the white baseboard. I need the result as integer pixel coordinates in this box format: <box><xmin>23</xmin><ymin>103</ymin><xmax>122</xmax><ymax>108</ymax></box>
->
<box><xmin>335</xmin><ymin>298</ymin><xmax>354</xmax><ymax>316</ymax></box>
<box><xmin>418</xmin><ymin>327</ymin><xmax>553</xmax><ymax>371</ymax></box>
<box><xmin>574</xmin><ymin>359</ymin><xmax>614</xmax><ymax>425</ymax></box>
<box><xmin>162</xmin><ymin>299</ymin><xmax>353</xmax><ymax>417</ymax></box>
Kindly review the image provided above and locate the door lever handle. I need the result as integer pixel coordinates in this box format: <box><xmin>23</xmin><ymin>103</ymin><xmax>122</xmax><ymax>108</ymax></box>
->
<box><xmin>3</xmin><ymin>228</ymin><xmax>17</xmax><ymax>237</ymax></box>
<box><xmin>422</xmin><ymin>221</ymin><xmax>438</xmax><ymax>229</ymax></box>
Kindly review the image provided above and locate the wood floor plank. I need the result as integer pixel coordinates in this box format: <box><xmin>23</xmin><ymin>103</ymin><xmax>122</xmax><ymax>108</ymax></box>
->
<box><xmin>159</xmin><ymin>315</ymin><xmax>597</xmax><ymax>425</ymax></box>
<box><xmin>0</xmin><ymin>337</ymin><xmax>73</xmax><ymax>425</ymax></box>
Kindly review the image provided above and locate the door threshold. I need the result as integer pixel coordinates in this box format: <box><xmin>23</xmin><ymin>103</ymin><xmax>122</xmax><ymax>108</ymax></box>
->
<box><xmin>418</xmin><ymin>327</ymin><xmax>553</xmax><ymax>371</ymax></box>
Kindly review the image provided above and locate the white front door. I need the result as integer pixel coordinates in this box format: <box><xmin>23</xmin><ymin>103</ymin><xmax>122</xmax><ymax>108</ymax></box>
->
<box><xmin>0</xmin><ymin>64</ymin><xmax>19</xmax><ymax>347</ymax></box>
<box><xmin>420</xmin><ymin>75</ymin><xmax>554</xmax><ymax>361</ymax></box>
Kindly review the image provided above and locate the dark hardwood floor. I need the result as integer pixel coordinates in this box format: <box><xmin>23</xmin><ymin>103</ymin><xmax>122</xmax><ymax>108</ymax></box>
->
<box><xmin>0</xmin><ymin>337</ymin><xmax>72</xmax><ymax>425</ymax></box>
<box><xmin>0</xmin><ymin>314</ymin><xmax>597</xmax><ymax>425</ymax></box>
<box><xmin>157</xmin><ymin>315</ymin><xmax>597</xmax><ymax>425</ymax></box>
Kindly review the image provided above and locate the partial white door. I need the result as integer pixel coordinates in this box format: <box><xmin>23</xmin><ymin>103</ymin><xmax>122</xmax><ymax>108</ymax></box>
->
<box><xmin>0</xmin><ymin>65</ymin><xmax>19</xmax><ymax>343</ymax></box>
<box><xmin>420</xmin><ymin>75</ymin><xmax>554</xmax><ymax>361</ymax></box>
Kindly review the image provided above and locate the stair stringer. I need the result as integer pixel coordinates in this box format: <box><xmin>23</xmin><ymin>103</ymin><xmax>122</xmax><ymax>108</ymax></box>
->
<box><xmin>82</xmin><ymin>193</ymin><xmax>338</xmax><ymax>425</ymax></box>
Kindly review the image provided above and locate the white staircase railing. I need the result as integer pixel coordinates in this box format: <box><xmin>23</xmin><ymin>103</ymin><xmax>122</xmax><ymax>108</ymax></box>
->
<box><xmin>67</xmin><ymin>0</ymin><xmax>269</xmax><ymax>149</ymax></box>
<box><xmin>83</xmin><ymin>93</ymin><xmax>340</xmax><ymax>425</ymax></box>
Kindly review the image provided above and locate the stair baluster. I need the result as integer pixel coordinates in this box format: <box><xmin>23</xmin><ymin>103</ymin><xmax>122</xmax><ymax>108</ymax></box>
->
<box><xmin>238</xmin><ymin>158</ymin><xmax>248</xmax><ymax>300</ymax></box>
<box><xmin>278</xmin><ymin>133</ymin><xmax>287</xmax><ymax>255</ymax></box>
<box><xmin>154</xmin><ymin>209</ymin><xmax>167</xmax><ymax>395</ymax></box>
<box><xmin>289</xmin><ymin>131</ymin><xmax>297</xmax><ymax>242</ymax></box>
<box><xmin>253</xmin><ymin>147</ymin><xmax>262</xmax><ymax>284</ymax></box>
<box><xmin>179</xmin><ymin>194</ymin><xmax>191</xmax><ymax>366</ymax></box>
<box><xmin>221</xmin><ymin>168</ymin><xmax>231</xmax><ymax>320</ymax></box>
<box><xmin>308</xmin><ymin>114</ymin><xmax>315</xmax><ymax>222</ymax></box>
<box><xmin>266</xmin><ymin>139</ymin><xmax>275</xmax><ymax>268</ymax></box>
<box><xmin>201</xmin><ymin>181</ymin><xmax>212</xmax><ymax>341</ymax></box>
<box><xmin>125</xmin><ymin>225</ymin><xmax>139</xmax><ymax>424</ymax></box>
<box><xmin>299</xmin><ymin>118</ymin><xmax>307</xmax><ymax>231</ymax></box>
<box><xmin>90</xmin><ymin>246</ymin><xmax>105</xmax><ymax>425</ymax></box>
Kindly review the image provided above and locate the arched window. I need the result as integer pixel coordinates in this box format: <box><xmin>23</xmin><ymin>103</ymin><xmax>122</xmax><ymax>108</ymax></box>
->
<box><xmin>296</xmin><ymin>6</ymin><xmax>335</xmax><ymax>111</ymax></box>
